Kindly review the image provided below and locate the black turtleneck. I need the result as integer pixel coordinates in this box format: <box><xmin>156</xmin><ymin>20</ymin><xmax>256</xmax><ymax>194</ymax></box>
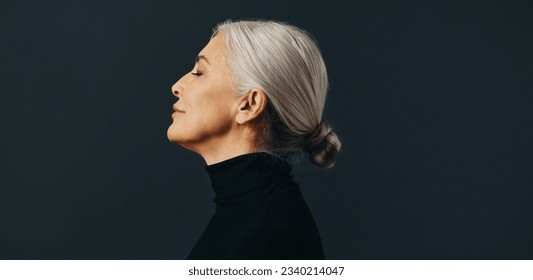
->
<box><xmin>186</xmin><ymin>152</ymin><xmax>325</xmax><ymax>260</ymax></box>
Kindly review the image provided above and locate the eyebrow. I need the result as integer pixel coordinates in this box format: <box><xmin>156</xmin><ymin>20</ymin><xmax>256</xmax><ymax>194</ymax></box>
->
<box><xmin>195</xmin><ymin>55</ymin><xmax>211</xmax><ymax>65</ymax></box>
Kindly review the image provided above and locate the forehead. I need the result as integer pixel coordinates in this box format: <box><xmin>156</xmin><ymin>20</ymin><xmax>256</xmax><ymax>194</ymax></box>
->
<box><xmin>198</xmin><ymin>32</ymin><xmax>226</xmax><ymax>66</ymax></box>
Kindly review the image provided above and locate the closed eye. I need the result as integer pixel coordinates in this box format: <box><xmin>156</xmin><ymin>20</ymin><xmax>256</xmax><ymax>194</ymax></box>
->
<box><xmin>191</xmin><ymin>71</ymin><xmax>203</xmax><ymax>76</ymax></box>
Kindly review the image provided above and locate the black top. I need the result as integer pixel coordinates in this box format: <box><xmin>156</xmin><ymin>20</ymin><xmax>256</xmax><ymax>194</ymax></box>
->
<box><xmin>187</xmin><ymin>152</ymin><xmax>325</xmax><ymax>260</ymax></box>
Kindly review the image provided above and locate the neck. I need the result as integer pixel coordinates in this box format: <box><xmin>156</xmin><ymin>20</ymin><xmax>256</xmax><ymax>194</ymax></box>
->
<box><xmin>202</xmin><ymin>145</ymin><xmax>257</xmax><ymax>166</ymax></box>
<box><xmin>198</xmin><ymin>128</ymin><xmax>259</xmax><ymax>166</ymax></box>
<box><xmin>204</xmin><ymin>151</ymin><xmax>294</xmax><ymax>203</ymax></box>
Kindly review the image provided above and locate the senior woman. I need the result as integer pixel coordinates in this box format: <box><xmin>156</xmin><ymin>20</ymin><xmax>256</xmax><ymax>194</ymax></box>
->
<box><xmin>167</xmin><ymin>19</ymin><xmax>341</xmax><ymax>259</ymax></box>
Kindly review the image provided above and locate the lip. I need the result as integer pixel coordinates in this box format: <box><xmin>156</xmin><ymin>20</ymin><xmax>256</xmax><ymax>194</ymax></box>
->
<box><xmin>172</xmin><ymin>105</ymin><xmax>185</xmax><ymax>113</ymax></box>
<box><xmin>171</xmin><ymin>111</ymin><xmax>183</xmax><ymax>118</ymax></box>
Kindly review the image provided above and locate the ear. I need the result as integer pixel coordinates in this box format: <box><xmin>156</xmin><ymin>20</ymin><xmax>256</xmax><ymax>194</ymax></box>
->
<box><xmin>235</xmin><ymin>88</ymin><xmax>268</xmax><ymax>125</ymax></box>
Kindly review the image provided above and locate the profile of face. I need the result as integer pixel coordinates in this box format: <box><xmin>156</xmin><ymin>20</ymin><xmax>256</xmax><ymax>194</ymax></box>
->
<box><xmin>167</xmin><ymin>31</ymin><xmax>267</xmax><ymax>162</ymax></box>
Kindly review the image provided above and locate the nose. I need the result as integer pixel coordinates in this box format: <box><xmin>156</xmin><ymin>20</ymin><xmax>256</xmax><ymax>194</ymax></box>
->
<box><xmin>170</xmin><ymin>82</ymin><xmax>180</xmax><ymax>97</ymax></box>
<box><xmin>172</xmin><ymin>74</ymin><xmax>189</xmax><ymax>98</ymax></box>
<box><xmin>171</xmin><ymin>83</ymin><xmax>182</xmax><ymax>98</ymax></box>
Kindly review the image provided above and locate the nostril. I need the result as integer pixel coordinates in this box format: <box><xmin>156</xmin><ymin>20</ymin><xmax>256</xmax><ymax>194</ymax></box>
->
<box><xmin>172</xmin><ymin>84</ymin><xmax>183</xmax><ymax>97</ymax></box>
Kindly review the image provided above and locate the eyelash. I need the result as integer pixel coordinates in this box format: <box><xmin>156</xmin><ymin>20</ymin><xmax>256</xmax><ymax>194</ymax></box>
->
<box><xmin>191</xmin><ymin>70</ymin><xmax>203</xmax><ymax>76</ymax></box>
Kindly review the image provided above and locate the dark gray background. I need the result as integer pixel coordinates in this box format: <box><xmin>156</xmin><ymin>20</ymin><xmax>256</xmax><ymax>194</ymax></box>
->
<box><xmin>1</xmin><ymin>0</ymin><xmax>532</xmax><ymax>259</ymax></box>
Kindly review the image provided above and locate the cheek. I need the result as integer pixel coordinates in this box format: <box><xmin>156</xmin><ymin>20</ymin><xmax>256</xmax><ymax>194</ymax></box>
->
<box><xmin>192</xmin><ymin>101</ymin><xmax>232</xmax><ymax>130</ymax></box>
<box><xmin>176</xmin><ymin>96</ymin><xmax>234</xmax><ymax>140</ymax></box>
<box><xmin>191</xmin><ymin>82</ymin><xmax>234</xmax><ymax>125</ymax></box>
<box><xmin>170</xmin><ymin>76</ymin><xmax>237</xmax><ymax>141</ymax></box>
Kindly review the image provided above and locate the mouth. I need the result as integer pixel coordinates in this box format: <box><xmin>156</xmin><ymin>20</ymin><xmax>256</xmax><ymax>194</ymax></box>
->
<box><xmin>172</xmin><ymin>105</ymin><xmax>185</xmax><ymax>113</ymax></box>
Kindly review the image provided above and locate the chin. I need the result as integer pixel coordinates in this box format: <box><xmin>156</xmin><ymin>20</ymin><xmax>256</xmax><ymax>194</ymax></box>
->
<box><xmin>167</xmin><ymin>125</ymin><xmax>181</xmax><ymax>143</ymax></box>
<box><xmin>167</xmin><ymin>125</ymin><xmax>194</xmax><ymax>146</ymax></box>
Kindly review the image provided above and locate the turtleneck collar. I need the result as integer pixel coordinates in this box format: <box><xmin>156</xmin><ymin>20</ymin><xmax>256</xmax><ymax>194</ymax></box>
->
<box><xmin>204</xmin><ymin>152</ymin><xmax>293</xmax><ymax>202</ymax></box>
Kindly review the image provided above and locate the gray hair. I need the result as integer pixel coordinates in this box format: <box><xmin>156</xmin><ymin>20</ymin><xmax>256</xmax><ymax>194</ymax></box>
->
<box><xmin>211</xmin><ymin>19</ymin><xmax>342</xmax><ymax>169</ymax></box>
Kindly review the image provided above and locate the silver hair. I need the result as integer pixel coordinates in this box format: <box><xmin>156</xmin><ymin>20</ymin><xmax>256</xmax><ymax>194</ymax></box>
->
<box><xmin>211</xmin><ymin>19</ymin><xmax>342</xmax><ymax>169</ymax></box>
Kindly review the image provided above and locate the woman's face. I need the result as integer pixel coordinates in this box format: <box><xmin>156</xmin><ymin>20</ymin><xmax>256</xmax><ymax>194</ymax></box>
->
<box><xmin>167</xmin><ymin>32</ymin><xmax>241</xmax><ymax>152</ymax></box>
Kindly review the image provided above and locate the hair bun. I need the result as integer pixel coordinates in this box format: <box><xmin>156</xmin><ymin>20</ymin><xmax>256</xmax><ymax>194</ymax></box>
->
<box><xmin>303</xmin><ymin>121</ymin><xmax>330</xmax><ymax>152</ymax></box>
<box><xmin>303</xmin><ymin>121</ymin><xmax>341</xmax><ymax>169</ymax></box>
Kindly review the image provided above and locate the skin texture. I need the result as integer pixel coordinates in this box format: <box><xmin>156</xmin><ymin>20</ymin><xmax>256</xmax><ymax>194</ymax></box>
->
<box><xmin>167</xmin><ymin>31</ymin><xmax>269</xmax><ymax>165</ymax></box>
